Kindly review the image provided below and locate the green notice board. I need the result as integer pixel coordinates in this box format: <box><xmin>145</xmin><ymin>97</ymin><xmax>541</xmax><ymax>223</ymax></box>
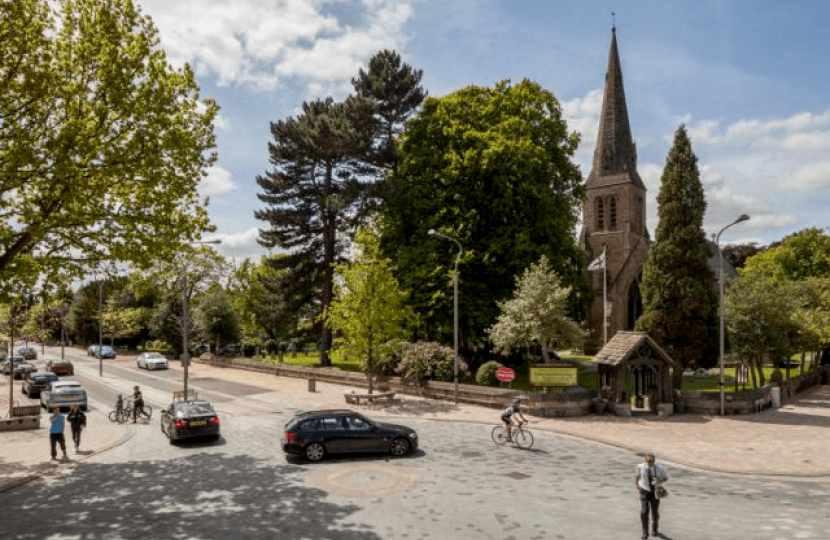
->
<box><xmin>530</xmin><ymin>366</ymin><xmax>578</xmax><ymax>387</ymax></box>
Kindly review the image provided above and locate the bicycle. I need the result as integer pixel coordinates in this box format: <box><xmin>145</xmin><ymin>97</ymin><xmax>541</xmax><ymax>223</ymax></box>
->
<box><xmin>123</xmin><ymin>402</ymin><xmax>153</xmax><ymax>423</ymax></box>
<box><xmin>491</xmin><ymin>420</ymin><xmax>534</xmax><ymax>449</ymax></box>
<box><xmin>108</xmin><ymin>408</ymin><xmax>128</xmax><ymax>423</ymax></box>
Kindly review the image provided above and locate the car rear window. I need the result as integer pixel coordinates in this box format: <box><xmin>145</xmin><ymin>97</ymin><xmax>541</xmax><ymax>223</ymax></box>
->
<box><xmin>35</xmin><ymin>375</ymin><xmax>57</xmax><ymax>383</ymax></box>
<box><xmin>180</xmin><ymin>404</ymin><xmax>213</xmax><ymax>415</ymax></box>
<box><xmin>298</xmin><ymin>418</ymin><xmax>321</xmax><ymax>431</ymax></box>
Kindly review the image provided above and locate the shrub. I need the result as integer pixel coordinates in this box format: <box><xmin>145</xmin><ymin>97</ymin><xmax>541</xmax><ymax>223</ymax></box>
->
<box><xmin>476</xmin><ymin>360</ymin><xmax>505</xmax><ymax>387</ymax></box>
<box><xmin>397</xmin><ymin>341</ymin><xmax>467</xmax><ymax>383</ymax></box>
<box><xmin>145</xmin><ymin>340</ymin><xmax>171</xmax><ymax>353</ymax></box>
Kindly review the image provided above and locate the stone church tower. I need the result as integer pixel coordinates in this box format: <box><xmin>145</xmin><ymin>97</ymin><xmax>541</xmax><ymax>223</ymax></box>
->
<box><xmin>580</xmin><ymin>27</ymin><xmax>650</xmax><ymax>354</ymax></box>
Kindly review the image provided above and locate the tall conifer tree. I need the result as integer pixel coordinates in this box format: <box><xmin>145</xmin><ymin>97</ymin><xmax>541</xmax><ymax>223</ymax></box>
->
<box><xmin>636</xmin><ymin>125</ymin><xmax>718</xmax><ymax>387</ymax></box>
<box><xmin>255</xmin><ymin>97</ymin><xmax>375</xmax><ymax>366</ymax></box>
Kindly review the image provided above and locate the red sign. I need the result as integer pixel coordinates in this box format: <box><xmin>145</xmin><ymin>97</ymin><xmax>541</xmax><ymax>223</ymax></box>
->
<box><xmin>496</xmin><ymin>367</ymin><xmax>516</xmax><ymax>382</ymax></box>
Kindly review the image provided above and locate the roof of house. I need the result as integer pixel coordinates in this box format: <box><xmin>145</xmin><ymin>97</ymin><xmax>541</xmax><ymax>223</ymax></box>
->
<box><xmin>594</xmin><ymin>331</ymin><xmax>676</xmax><ymax>368</ymax></box>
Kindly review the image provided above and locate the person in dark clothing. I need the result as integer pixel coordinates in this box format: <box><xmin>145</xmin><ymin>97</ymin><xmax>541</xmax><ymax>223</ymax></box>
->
<box><xmin>67</xmin><ymin>405</ymin><xmax>87</xmax><ymax>452</ymax></box>
<box><xmin>131</xmin><ymin>385</ymin><xmax>144</xmax><ymax>423</ymax></box>
<box><xmin>634</xmin><ymin>452</ymin><xmax>668</xmax><ymax>538</ymax></box>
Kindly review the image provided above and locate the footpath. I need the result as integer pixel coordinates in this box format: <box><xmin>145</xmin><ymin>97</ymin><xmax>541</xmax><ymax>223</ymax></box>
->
<box><xmin>3</xmin><ymin>346</ymin><xmax>830</xmax><ymax>493</ymax></box>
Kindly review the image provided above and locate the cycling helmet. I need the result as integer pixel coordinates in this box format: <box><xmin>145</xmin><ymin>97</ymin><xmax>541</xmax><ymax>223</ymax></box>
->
<box><xmin>512</xmin><ymin>399</ymin><xmax>521</xmax><ymax>409</ymax></box>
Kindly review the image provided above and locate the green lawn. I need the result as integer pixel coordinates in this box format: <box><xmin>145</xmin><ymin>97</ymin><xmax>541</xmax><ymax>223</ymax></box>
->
<box><xmin>248</xmin><ymin>349</ymin><xmax>818</xmax><ymax>394</ymax></box>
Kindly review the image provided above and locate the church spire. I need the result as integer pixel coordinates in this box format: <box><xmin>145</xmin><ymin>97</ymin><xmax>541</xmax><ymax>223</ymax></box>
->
<box><xmin>588</xmin><ymin>27</ymin><xmax>643</xmax><ymax>188</ymax></box>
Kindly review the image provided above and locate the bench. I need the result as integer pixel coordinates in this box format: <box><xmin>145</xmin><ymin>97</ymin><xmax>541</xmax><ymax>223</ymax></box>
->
<box><xmin>344</xmin><ymin>390</ymin><xmax>396</xmax><ymax>405</ymax></box>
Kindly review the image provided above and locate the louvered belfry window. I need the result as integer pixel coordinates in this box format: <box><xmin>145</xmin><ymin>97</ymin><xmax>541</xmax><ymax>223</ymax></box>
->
<box><xmin>609</xmin><ymin>197</ymin><xmax>617</xmax><ymax>231</ymax></box>
<box><xmin>596</xmin><ymin>198</ymin><xmax>604</xmax><ymax>230</ymax></box>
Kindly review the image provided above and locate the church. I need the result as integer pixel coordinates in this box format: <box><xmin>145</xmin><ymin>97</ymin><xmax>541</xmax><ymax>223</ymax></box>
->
<box><xmin>580</xmin><ymin>27</ymin><xmax>649</xmax><ymax>354</ymax></box>
<box><xmin>579</xmin><ymin>27</ymin><xmax>736</xmax><ymax>355</ymax></box>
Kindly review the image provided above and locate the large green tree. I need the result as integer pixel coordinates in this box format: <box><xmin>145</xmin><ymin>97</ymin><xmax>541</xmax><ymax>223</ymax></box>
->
<box><xmin>324</xmin><ymin>227</ymin><xmax>411</xmax><ymax>393</ymax></box>
<box><xmin>255</xmin><ymin>97</ymin><xmax>375</xmax><ymax>366</ymax></box>
<box><xmin>0</xmin><ymin>0</ymin><xmax>217</xmax><ymax>288</ymax></box>
<box><xmin>377</xmin><ymin>79</ymin><xmax>590</xmax><ymax>347</ymax></box>
<box><xmin>487</xmin><ymin>256</ymin><xmax>582</xmax><ymax>363</ymax></box>
<box><xmin>636</xmin><ymin>125</ymin><xmax>718</xmax><ymax>386</ymax></box>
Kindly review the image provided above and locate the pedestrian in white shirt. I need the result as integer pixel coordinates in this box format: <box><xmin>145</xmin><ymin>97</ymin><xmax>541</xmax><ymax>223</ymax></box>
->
<box><xmin>634</xmin><ymin>452</ymin><xmax>668</xmax><ymax>538</ymax></box>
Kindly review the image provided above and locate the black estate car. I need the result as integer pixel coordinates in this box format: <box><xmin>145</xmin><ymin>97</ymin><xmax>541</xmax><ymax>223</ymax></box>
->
<box><xmin>282</xmin><ymin>409</ymin><xmax>418</xmax><ymax>462</ymax></box>
<box><xmin>160</xmin><ymin>400</ymin><xmax>221</xmax><ymax>444</ymax></box>
<box><xmin>22</xmin><ymin>371</ymin><xmax>59</xmax><ymax>398</ymax></box>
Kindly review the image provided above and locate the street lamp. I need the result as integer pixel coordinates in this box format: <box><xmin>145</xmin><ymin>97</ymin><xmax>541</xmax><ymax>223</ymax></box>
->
<box><xmin>428</xmin><ymin>229</ymin><xmax>463</xmax><ymax>405</ymax></box>
<box><xmin>716</xmin><ymin>214</ymin><xmax>750</xmax><ymax>416</ymax></box>
<box><xmin>181</xmin><ymin>239</ymin><xmax>221</xmax><ymax>401</ymax></box>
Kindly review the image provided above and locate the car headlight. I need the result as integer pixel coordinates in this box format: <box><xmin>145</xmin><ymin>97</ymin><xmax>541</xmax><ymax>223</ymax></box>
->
<box><xmin>408</xmin><ymin>432</ymin><xmax>417</xmax><ymax>439</ymax></box>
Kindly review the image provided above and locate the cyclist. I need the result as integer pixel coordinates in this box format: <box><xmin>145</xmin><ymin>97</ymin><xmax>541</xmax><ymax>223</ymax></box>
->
<box><xmin>114</xmin><ymin>394</ymin><xmax>124</xmax><ymax>413</ymax></box>
<box><xmin>501</xmin><ymin>399</ymin><xmax>527</xmax><ymax>442</ymax></box>
<box><xmin>131</xmin><ymin>385</ymin><xmax>144</xmax><ymax>423</ymax></box>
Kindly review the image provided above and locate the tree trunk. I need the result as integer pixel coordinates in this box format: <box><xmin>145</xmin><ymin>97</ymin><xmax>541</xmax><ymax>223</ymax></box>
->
<box><xmin>749</xmin><ymin>357</ymin><xmax>759</xmax><ymax>389</ymax></box>
<box><xmin>540</xmin><ymin>339</ymin><xmax>551</xmax><ymax>363</ymax></box>
<box><xmin>758</xmin><ymin>358</ymin><xmax>767</xmax><ymax>387</ymax></box>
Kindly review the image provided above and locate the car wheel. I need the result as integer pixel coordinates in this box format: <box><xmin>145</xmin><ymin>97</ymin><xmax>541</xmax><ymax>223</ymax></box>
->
<box><xmin>304</xmin><ymin>442</ymin><xmax>326</xmax><ymax>462</ymax></box>
<box><xmin>389</xmin><ymin>437</ymin><xmax>410</xmax><ymax>457</ymax></box>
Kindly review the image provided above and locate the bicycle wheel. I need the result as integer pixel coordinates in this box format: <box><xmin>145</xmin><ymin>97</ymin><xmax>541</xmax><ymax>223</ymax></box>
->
<box><xmin>514</xmin><ymin>428</ymin><xmax>534</xmax><ymax>449</ymax></box>
<box><xmin>108</xmin><ymin>410</ymin><xmax>119</xmax><ymax>423</ymax></box>
<box><xmin>119</xmin><ymin>409</ymin><xmax>131</xmax><ymax>423</ymax></box>
<box><xmin>491</xmin><ymin>426</ymin><xmax>508</xmax><ymax>446</ymax></box>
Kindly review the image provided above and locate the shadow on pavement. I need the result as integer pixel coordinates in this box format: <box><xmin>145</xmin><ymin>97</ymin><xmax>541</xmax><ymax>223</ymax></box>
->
<box><xmin>0</xmin><ymin>453</ymin><xmax>380</xmax><ymax>540</ymax></box>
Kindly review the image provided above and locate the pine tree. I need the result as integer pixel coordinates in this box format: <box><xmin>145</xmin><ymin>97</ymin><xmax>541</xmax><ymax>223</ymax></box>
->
<box><xmin>352</xmin><ymin>49</ymin><xmax>426</xmax><ymax>171</ymax></box>
<box><xmin>255</xmin><ymin>97</ymin><xmax>375</xmax><ymax>366</ymax></box>
<box><xmin>636</xmin><ymin>125</ymin><xmax>718</xmax><ymax>387</ymax></box>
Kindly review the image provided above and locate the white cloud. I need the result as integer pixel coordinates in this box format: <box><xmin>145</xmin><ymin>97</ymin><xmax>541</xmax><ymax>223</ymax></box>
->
<box><xmin>211</xmin><ymin>226</ymin><xmax>275</xmax><ymax>261</ymax></box>
<box><xmin>141</xmin><ymin>0</ymin><xmax>415</xmax><ymax>92</ymax></box>
<box><xmin>200</xmin><ymin>167</ymin><xmax>237</xmax><ymax>196</ymax></box>
<box><xmin>562</xmin><ymin>88</ymin><xmax>603</xmax><ymax>167</ymax></box>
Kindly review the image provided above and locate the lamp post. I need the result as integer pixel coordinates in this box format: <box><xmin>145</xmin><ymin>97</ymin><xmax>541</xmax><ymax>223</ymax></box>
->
<box><xmin>181</xmin><ymin>239</ymin><xmax>221</xmax><ymax>401</ymax></box>
<box><xmin>428</xmin><ymin>229</ymin><xmax>463</xmax><ymax>405</ymax></box>
<box><xmin>716</xmin><ymin>214</ymin><xmax>750</xmax><ymax>416</ymax></box>
<box><xmin>97</xmin><ymin>271</ymin><xmax>104</xmax><ymax>377</ymax></box>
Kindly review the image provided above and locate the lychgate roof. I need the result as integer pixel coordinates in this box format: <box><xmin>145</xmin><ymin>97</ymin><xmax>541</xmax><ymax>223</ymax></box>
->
<box><xmin>594</xmin><ymin>331</ymin><xmax>676</xmax><ymax>368</ymax></box>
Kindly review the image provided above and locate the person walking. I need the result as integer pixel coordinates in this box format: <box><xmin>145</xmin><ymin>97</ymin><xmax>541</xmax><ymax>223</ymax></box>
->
<box><xmin>67</xmin><ymin>405</ymin><xmax>87</xmax><ymax>452</ymax></box>
<box><xmin>48</xmin><ymin>408</ymin><xmax>68</xmax><ymax>461</ymax></box>
<box><xmin>634</xmin><ymin>452</ymin><xmax>668</xmax><ymax>538</ymax></box>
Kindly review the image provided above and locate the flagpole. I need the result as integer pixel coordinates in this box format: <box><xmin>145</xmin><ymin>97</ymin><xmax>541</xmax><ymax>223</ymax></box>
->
<box><xmin>602</xmin><ymin>244</ymin><xmax>607</xmax><ymax>345</ymax></box>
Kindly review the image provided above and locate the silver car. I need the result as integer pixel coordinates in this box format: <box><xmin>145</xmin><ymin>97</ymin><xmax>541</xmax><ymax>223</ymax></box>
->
<box><xmin>41</xmin><ymin>380</ymin><xmax>88</xmax><ymax>411</ymax></box>
<box><xmin>137</xmin><ymin>352</ymin><xmax>168</xmax><ymax>370</ymax></box>
<box><xmin>1</xmin><ymin>356</ymin><xmax>36</xmax><ymax>379</ymax></box>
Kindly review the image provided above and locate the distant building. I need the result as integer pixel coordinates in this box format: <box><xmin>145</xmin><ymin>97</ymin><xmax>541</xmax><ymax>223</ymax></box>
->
<box><xmin>579</xmin><ymin>28</ymin><xmax>734</xmax><ymax>354</ymax></box>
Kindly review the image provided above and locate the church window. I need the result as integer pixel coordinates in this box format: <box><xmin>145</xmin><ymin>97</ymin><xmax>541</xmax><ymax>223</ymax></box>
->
<box><xmin>609</xmin><ymin>197</ymin><xmax>617</xmax><ymax>231</ymax></box>
<box><xmin>596</xmin><ymin>198</ymin><xmax>604</xmax><ymax>230</ymax></box>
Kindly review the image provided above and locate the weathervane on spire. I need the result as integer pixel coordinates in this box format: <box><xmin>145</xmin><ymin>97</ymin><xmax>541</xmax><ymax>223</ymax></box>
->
<box><xmin>612</xmin><ymin>11</ymin><xmax>616</xmax><ymax>30</ymax></box>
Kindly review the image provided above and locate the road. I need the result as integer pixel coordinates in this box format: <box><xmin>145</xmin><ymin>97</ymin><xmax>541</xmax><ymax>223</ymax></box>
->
<box><xmin>1</xmin><ymin>349</ymin><xmax>829</xmax><ymax>539</ymax></box>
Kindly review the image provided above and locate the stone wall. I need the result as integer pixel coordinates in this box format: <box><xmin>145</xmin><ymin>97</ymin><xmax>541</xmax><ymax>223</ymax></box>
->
<box><xmin>195</xmin><ymin>356</ymin><xmax>594</xmax><ymax>417</ymax></box>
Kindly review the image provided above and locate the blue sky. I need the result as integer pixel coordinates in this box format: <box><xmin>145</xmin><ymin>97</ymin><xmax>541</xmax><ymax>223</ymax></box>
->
<box><xmin>138</xmin><ymin>0</ymin><xmax>830</xmax><ymax>260</ymax></box>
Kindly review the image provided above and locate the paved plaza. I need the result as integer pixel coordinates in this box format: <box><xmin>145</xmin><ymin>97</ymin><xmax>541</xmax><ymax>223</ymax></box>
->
<box><xmin>2</xmin><ymin>347</ymin><xmax>830</xmax><ymax>539</ymax></box>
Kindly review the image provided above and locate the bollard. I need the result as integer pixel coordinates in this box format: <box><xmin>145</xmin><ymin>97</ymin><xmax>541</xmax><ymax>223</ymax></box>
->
<box><xmin>308</xmin><ymin>378</ymin><xmax>316</xmax><ymax>393</ymax></box>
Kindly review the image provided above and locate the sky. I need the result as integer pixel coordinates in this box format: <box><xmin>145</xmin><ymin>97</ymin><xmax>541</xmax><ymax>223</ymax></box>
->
<box><xmin>137</xmin><ymin>0</ymin><xmax>830</xmax><ymax>260</ymax></box>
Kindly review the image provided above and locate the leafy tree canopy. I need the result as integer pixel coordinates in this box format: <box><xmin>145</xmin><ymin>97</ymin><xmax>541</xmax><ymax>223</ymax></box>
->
<box><xmin>0</xmin><ymin>0</ymin><xmax>218</xmax><ymax>290</ymax></box>
<box><xmin>488</xmin><ymin>256</ymin><xmax>582</xmax><ymax>362</ymax></box>
<box><xmin>378</xmin><ymin>79</ymin><xmax>590</xmax><ymax>345</ymax></box>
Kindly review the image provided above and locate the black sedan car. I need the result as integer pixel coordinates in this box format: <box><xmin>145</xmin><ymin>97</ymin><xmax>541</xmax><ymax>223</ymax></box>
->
<box><xmin>22</xmin><ymin>371</ymin><xmax>59</xmax><ymax>398</ymax></box>
<box><xmin>282</xmin><ymin>409</ymin><xmax>418</xmax><ymax>462</ymax></box>
<box><xmin>160</xmin><ymin>400</ymin><xmax>221</xmax><ymax>444</ymax></box>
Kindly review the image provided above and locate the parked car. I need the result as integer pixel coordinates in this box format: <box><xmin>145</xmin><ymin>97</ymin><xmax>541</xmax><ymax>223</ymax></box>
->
<box><xmin>97</xmin><ymin>346</ymin><xmax>117</xmax><ymax>359</ymax></box>
<box><xmin>282</xmin><ymin>409</ymin><xmax>418</xmax><ymax>462</ymax></box>
<box><xmin>194</xmin><ymin>344</ymin><xmax>210</xmax><ymax>356</ymax></box>
<box><xmin>218</xmin><ymin>344</ymin><xmax>242</xmax><ymax>357</ymax></box>
<box><xmin>22</xmin><ymin>371</ymin><xmax>59</xmax><ymax>398</ymax></box>
<box><xmin>46</xmin><ymin>359</ymin><xmax>74</xmax><ymax>376</ymax></box>
<box><xmin>160</xmin><ymin>400</ymin><xmax>221</xmax><ymax>444</ymax></box>
<box><xmin>1</xmin><ymin>356</ymin><xmax>36</xmax><ymax>379</ymax></box>
<box><xmin>41</xmin><ymin>380</ymin><xmax>88</xmax><ymax>411</ymax></box>
<box><xmin>18</xmin><ymin>345</ymin><xmax>37</xmax><ymax>360</ymax></box>
<box><xmin>137</xmin><ymin>352</ymin><xmax>168</xmax><ymax>370</ymax></box>
<box><xmin>87</xmin><ymin>345</ymin><xmax>100</xmax><ymax>356</ymax></box>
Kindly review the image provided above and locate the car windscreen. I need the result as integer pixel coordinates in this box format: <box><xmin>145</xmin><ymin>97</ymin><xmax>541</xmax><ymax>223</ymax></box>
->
<box><xmin>34</xmin><ymin>376</ymin><xmax>57</xmax><ymax>383</ymax></box>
